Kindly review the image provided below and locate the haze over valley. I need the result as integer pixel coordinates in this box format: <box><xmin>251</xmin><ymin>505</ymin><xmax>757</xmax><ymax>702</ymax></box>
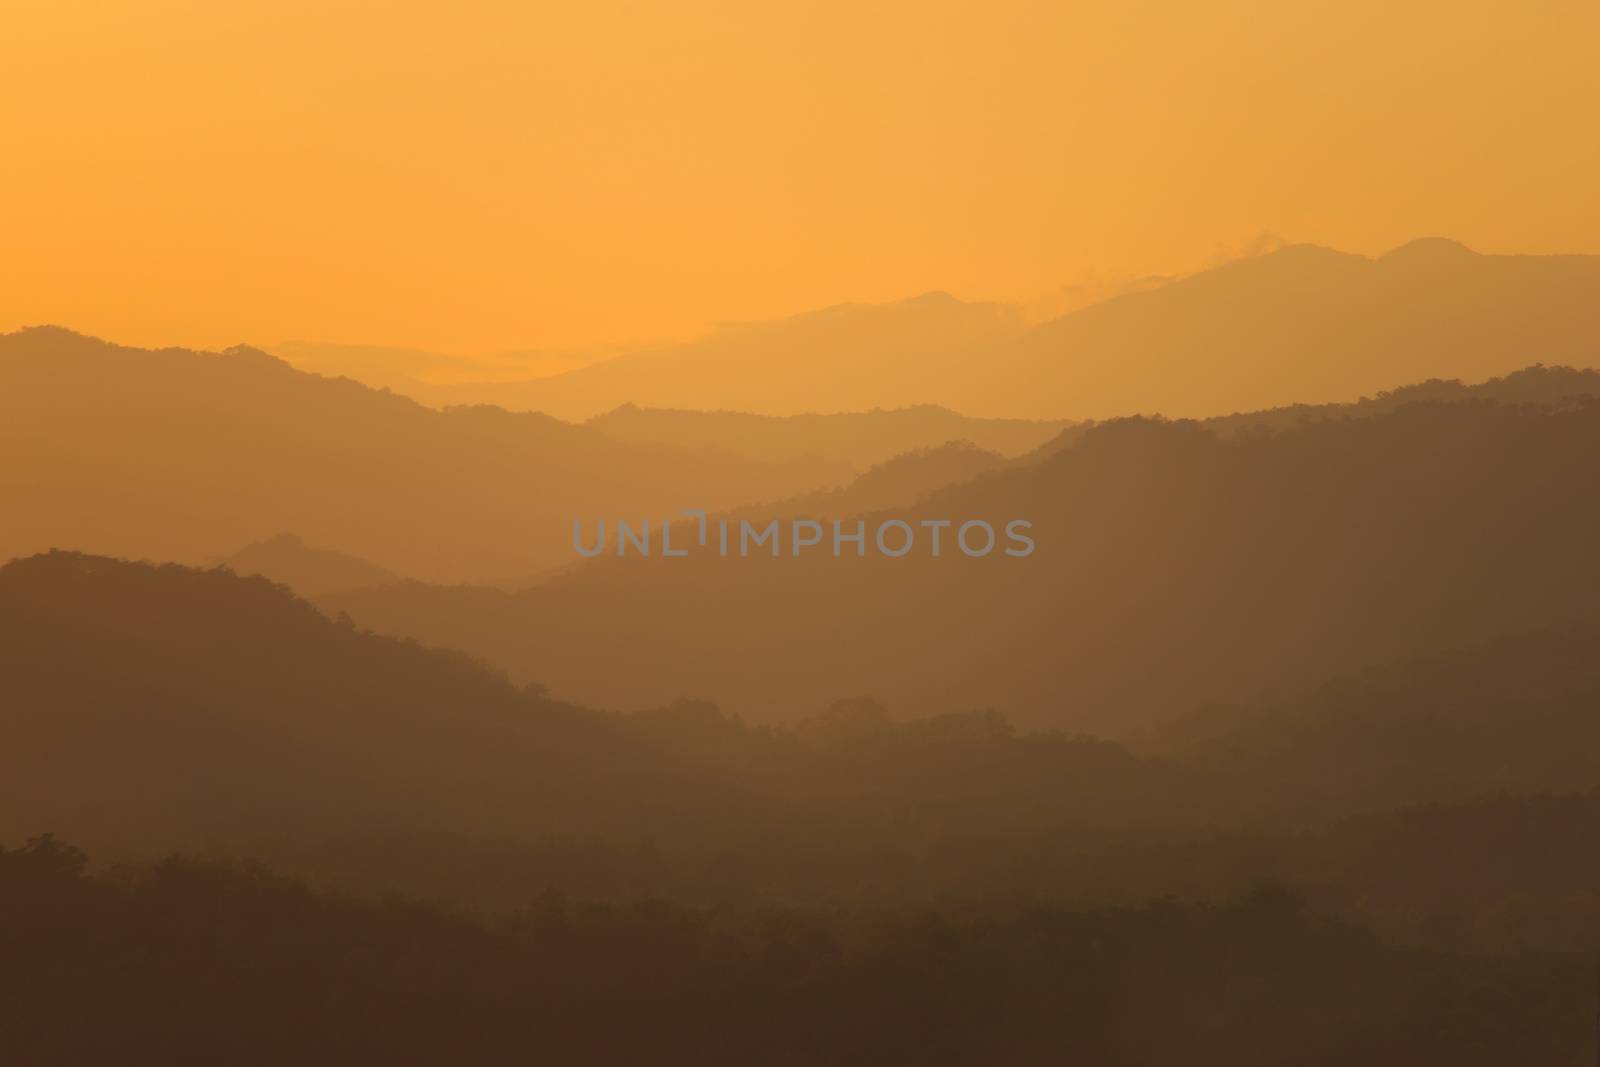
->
<box><xmin>8</xmin><ymin>0</ymin><xmax>1600</xmax><ymax>1057</ymax></box>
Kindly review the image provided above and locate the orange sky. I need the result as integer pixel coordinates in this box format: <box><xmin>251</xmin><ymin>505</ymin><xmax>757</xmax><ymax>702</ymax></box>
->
<box><xmin>3</xmin><ymin>0</ymin><xmax>1597</xmax><ymax>354</ymax></box>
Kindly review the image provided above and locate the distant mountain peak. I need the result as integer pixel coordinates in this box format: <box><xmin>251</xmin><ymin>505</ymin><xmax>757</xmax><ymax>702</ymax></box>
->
<box><xmin>1185</xmin><ymin>242</ymin><xmax>1368</xmax><ymax>281</ymax></box>
<box><xmin>1379</xmin><ymin>236</ymin><xmax>1477</xmax><ymax>263</ymax></box>
<box><xmin>218</xmin><ymin>532</ymin><xmax>400</xmax><ymax>597</ymax></box>
<box><xmin>15</xmin><ymin>324</ymin><xmax>88</xmax><ymax>340</ymax></box>
<box><xmin>1255</xmin><ymin>242</ymin><xmax>1364</xmax><ymax>264</ymax></box>
<box><xmin>221</xmin><ymin>343</ymin><xmax>297</xmax><ymax>371</ymax></box>
<box><xmin>7</xmin><ymin>325</ymin><xmax>111</xmax><ymax>353</ymax></box>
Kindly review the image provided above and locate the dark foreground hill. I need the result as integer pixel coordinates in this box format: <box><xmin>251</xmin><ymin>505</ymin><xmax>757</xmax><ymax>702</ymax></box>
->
<box><xmin>3</xmin><ymin>835</ymin><xmax>1588</xmax><ymax>1067</ymax></box>
<box><xmin>5</xmin><ymin>551</ymin><xmax>1600</xmax><ymax>1060</ymax></box>
<box><xmin>324</xmin><ymin>393</ymin><xmax>1600</xmax><ymax>733</ymax></box>
<box><xmin>0</xmin><ymin>551</ymin><xmax>1180</xmax><ymax>877</ymax></box>
<box><xmin>0</xmin><ymin>551</ymin><xmax>740</xmax><ymax>848</ymax></box>
<box><xmin>8</xmin><ymin>551</ymin><xmax>1600</xmax><ymax>936</ymax></box>
<box><xmin>1163</xmin><ymin>627</ymin><xmax>1600</xmax><ymax>821</ymax></box>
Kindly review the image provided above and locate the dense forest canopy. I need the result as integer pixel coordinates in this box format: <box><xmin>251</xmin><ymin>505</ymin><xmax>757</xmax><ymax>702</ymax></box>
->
<box><xmin>4</xmin><ymin>834</ymin><xmax>1590</xmax><ymax>1067</ymax></box>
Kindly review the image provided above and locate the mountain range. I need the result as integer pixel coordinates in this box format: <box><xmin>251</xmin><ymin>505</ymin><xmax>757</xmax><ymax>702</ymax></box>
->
<box><xmin>581</xmin><ymin>403</ymin><xmax>1068</xmax><ymax>467</ymax></box>
<box><xmin>213</xmin><ymin>533</ymin><xmax>400</xmax><ymax>597</ymax></box>
<box><xmin>0</xmin><ymin>327</ymin><xmax>849</xmax><ymax>582</ymax></box>
<box><xmin>310</xmin><ymin>240</ymin><xmax>1600</xmax><ymax>420</ymax></box>
<box><xmin>322</xmin><ymin>371</ymin><xmax>1600</xmax><ymax>733</ymax></box>
<box><xmin>0</xmin><ymin>328</ymin><xmax>1085</xmax><ymax>580</ymax></box>
<box><xmin>8</xmin><ymin>548</ymin><xmax>1600</xmax><ymax>942</ymax></box>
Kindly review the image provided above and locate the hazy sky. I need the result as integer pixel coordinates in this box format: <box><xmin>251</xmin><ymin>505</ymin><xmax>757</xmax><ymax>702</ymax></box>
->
<box><xmin>4</xmin><ymin>0</ymin><xmax>1596</xmax><ymax>354</ymax></box>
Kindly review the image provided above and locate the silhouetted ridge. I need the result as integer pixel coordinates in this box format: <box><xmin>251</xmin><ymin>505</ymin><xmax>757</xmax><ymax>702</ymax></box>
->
<box><xmin>218</xmin><ymin>343</ymin><xmax>299</xmax><ymax>372</ymax></box>
<box><xmin>1163</xmin><ymin>625</ymin><xmax>1600</xmax><ymax>821</ymax></box>
<box><xmin>720</xmin><ymin>439</ymin><xmax>1007</xmax><ymax>523</ymax></box>
<box><xmin>583</xmin><ymin>402</ymin><xmax>1067</xmax><ymax>466</ymax></box>
<box><xmin>7</xmin><ymin>836</ymin><xmax>1589</xmax><ymax>1066</ymax></box>
<box><xmin>215</xmin><ymin>533</ymin><xmax>402</xmax><ymax>597</ymax></box>
<box><xmin>233</xmin><ymin>242</ymin><xmax>1600</xmax><ymax>420</ymax></box>
<box><xmin>2</xmin><ymin>549</ymin><xmax>324</xmax><ymax>634</ymax></box>
<box><xmin>15</xmin><ymin>545</ymin><xmax>1600</xmax><ymax>970</ymax></box>
<box><xmin>978</xmin><ymin>240</ymin><xmax>1600</xmax><ymax>417</ymax></box>
<box><xmin>442</xmin><ymin>291</ymin><xmax>1029</xmax><ymax>417</ymax></box>
<box><xmin>1379</xmin><ymin>236</ymin><xmax>1477</xmax><ymax>263</ymax></box>
<box><xmin>325</xmin><ymin>394</ymin><xmax>1600</xmax><ymax>731</ymax></box>
<box><xmin>0</xmin><ymin>328</ymin><xmax>852</xmax><ymax>581</ymax></box>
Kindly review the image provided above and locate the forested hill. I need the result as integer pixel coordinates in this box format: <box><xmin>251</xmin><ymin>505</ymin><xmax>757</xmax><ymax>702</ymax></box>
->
<box><xmin>324</xmin><ymin>395</ymin><xmax>1600</xmax><ymax>732</ymax></box>
<box><xmin>9</xmin><ymin>551</ymin><xmax>1600</xmax><ymax>921</ymax></box>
